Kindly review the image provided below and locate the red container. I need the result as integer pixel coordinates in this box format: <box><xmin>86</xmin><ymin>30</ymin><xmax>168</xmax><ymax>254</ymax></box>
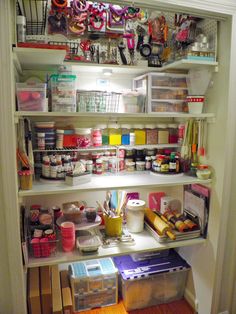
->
<box><xmin>63</xmin><ymin>134</ymin><xmax>78</xmax><ymax>148</ymax></box>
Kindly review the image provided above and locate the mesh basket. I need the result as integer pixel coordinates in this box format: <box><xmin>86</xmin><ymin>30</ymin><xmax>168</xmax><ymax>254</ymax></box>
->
<box><xmin>77</xmin><ymin>90</ymin><xmax>121</xmax><ymax>113</ymax></box>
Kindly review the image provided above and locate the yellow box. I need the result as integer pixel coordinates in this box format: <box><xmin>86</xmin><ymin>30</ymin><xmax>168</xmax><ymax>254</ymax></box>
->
<box><xmin>104</xmin><ymin>215</ymin><xmax>122</xmax><ymax>237</ymax></box>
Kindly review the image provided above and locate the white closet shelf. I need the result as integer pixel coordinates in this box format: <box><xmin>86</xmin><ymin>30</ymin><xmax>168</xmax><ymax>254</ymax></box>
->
<box><xmin>13</xmin><ymin>47</ymin><xmax>218</xmax><ymax>72</ymax></box>
<box><xmin>26</xmin><ymin>229</ymin><xmax>206</xmax><ymax>268</ymax></box>
<box><xmin>15</xmin><ymin>111</ymin><xmax>215</xmax><ymax>119</ymax></box>
<box><xmin>19</xmin><ymin>172</ymin><xmax>211</xmax><ymax>197</ymax></box>
<box><xmin>13</xmin><ymin>47</ymin><xmax>66</xmax><ymax>71</ymax></box>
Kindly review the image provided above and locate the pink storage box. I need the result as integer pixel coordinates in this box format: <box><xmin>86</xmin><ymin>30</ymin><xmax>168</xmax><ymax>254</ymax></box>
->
<box><xmin>16</xmin><ymin>82</ymin><xmax>47</xmax><ymax>111</ymax></box>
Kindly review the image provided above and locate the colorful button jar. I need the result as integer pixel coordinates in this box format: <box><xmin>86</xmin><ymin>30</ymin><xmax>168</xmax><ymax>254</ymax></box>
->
<box><xmin>108</xmin><ymin>123</ymin><xmax>121</xmax><ymax>145</ymax></box>
<box><xmin>157</xmin><ymin>124</ymin><xmax>169</xmax><ymax>144</ymax></box>
<box><xmin>134</xmin><ymin>124</ymin><xmax>146</xmax><ymax>145</ymax></box>
<box><xmin>145</xmin><ymin>124</ymin><xmax>158</xmax><ymax>144</ymax></box>
<box><xmin>75</xmin><ymin>128</ymin><xmax>91</xmax><ymax>148</ymax></box>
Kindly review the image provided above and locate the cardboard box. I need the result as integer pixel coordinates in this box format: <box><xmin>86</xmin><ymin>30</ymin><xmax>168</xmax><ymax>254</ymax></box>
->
<box><xmin>28</xmin><ymin>267</ymin><xmax>41</xmax><ymax>314</ymax></box>
<box><xmin>60</xmin><ymin>270</ymin><xmax>73</xmax><ymax>314</ymax></box>
<box><xmin>51</xmin><ymin>265</ymin><xmax>63</xmax><ymax>314</ymax></box>
<box><xmin>40</xmin><ymin>266</ymin><xmax>51</xmax><ymax>314</ymax></box>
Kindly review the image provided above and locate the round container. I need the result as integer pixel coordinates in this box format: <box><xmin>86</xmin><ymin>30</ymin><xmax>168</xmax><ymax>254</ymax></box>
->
<box><xmin>85</xmin><ymin>207</ymin><xmax>97</xmax><ymax>222</ymax></box>
<box><xmin>96</xmin><ymin>124</ymin><xmax>109</xmax><ymax>145</ymax></box>
<box><xmin>56</xmin><ymin>129</ymin><xmax>64</xmax><ymax>149</ymax></box>
<box><xmin>157</xmin><ymin>124</ymin><xmax>169</xmax><ymax>144</ymax></box>
<box><xmin>121</xmin><ymin>124</ymin><xmax>131</xmax><ymax>145</ymax></box>
<box><xmin>196</xmin><ymin>165</ymin><xmax>211</xmax><ymax>180</ymax></box>
<box><xmin>37</xmin><ymin>132</ymin><xmax>45</xmax><ymax>150</ymax></box>
<box><xmin>16</xmin><ymin>15</ymin><xmax>26</xmax><ymax>42</ymax></box>
<box><xmin>145</xmin><ymin>124</ymin><xmax>158</xmax><ymax>144</ymax></box>
<box><xmin>92</xmin><ymin>128</ymin><xmax>102</xmax><ymax>147</ymax></box>
<box><xmin>126</xmin><ymin>161</ymin><xmax>135</xmax><ymax>172</ymax></box>
<box><xmin>86</xmin><ymin>160</ymin><xmax>93</xmax><ymax>173</ymax></box>
<box><xmin>145</xmin><ymin>156</ymin><xmax>152</xmax><ymax>170</ymax></box>
<box><xmin>75</xmin><ymin>128</ymin><xmax>91</xmax><ymax>148</ymax></box>
<box><xmin>108</xmin><ymin>123</ymin><xmax>121</xmax><ymax>145</ymax></box>
<box><xmin>95</xmin><ymin>158</ymin><xmax>103</xmax><ymax>175</ymax></box>
<box><xmin>187</xmin><ymin>96</ymin><xmax>204</xmax><ymax>114</ymax></box>
<box><xmin>104</xmin><ymin>215</ymin><xmax>122</xmax><ymax>237</ymax></box>
<box><xmin>136</xmin><ymin>161</ymin><xmax>145</xmax><ymax>171</ymax></box>
<box><xmin>134</xmin><ymin>124</ymin><xmax>146</xmax><ymax>145</ymax></box>
<box><xmin>126</xmin><ymin>199</ymin><xmax>146</xmax><ymax>233</ymax></box>
<box><xmin>168</xmin><ymin>124</ymin><xmax>178</xmax><ymax>144</ymax></box>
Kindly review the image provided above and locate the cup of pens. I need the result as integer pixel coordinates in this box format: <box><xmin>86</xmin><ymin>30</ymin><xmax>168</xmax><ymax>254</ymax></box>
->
<box><xmin>97</xmin><ymin>190</ymin><xmax>127</xmax><ymax>237</ymax></box>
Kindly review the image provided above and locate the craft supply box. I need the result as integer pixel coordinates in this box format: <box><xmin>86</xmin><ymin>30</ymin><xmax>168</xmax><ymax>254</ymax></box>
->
<box><xmin>69</xmin><ymin>258</ymin><xmax>118</xmax><ymax>311</ymax></box>
<box><xmin>113</xmin><ymin>250</ymin><xmax>190</xmax><ymax>311</ymax></box>
<box><xmin>133</xmin><ymin>73</ymin><xmax>189</xmax><ymax>113</ymax></box>
<box><xmin>16</xmin><ymin>82</ymin><xmax>47</xmax><ymax>111</ymax></box>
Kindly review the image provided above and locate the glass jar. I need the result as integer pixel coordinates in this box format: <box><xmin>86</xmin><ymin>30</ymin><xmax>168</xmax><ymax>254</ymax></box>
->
<box><xmin>75</xmin><ymin>128</ymin><xmax>91</xmax><ymax>148</ymax></box>
<box><xmin>196</xmin><ymin>165</ymin><xmax>211</xmax><ymax>180</ymax></box>
<box><xmin>37</xmin><ymin>132</ymin><xmax>45</xmax><ymax>150</ymax></box>
<box><xmin>108</xmin><ymin>123</ymin><xmax>121</xmax><ymax>145</ymax></box>
<box><xmin>135</xmin><ymin>148</ymin><xmax>145</xmax><ymax>161</ymax></box>
<box><xmin>125</xmin><ymin>148</ymin><xmax>135</xmax><ymax>159</ymax></box>
<box><xmin>96</xmin><ymin>124</ymin><xmax>109</xmax><ymax>145</ymax></box>
<box><xmin>86</xmin><ymin>160</ymin><xmax>93</xmax><ymax>173</ymax></box>
<box><xmin>157</xmin><ymin>124</ymin><xmax>169</xmax><ymax>144</ymax></box>
<box><xmin>126</xmin><ymin>161</ymin><xmax>135</xmax><ymax>172</ymax></box>
<box><xmin>178</xmin><ymin>123</ymin><xmax>185</xmax><ymax>144</ymax></box>
<box><xmin>136</xmin><ymin>161</ymin><xmax>145</xmax><ymax>171</ymax></box>
<box><xmin>168</xmin><ymin>124</ymin><xmax>178</xmax><ymax>144</ymax></box>
<box><xmin>134</xmin><ymin>124</ymin><xmax>146</xmax><ymax>145</ymax></box>
<box><xmin>95</xmin><ymin>158</ymin><xmax>103</xmax><ymax>175</ymax></box>
<box><xmin>129</xmin><ymin>132</ymin><xmax>135</xmax><ymax>145</ymax></box>
<box><xmin>121</xmin><ymin>124</ymin><xmax>131</xmax><ymax>145</ymax></box>
<box><xmin>56</xmin><ymin>130</ymin><xmax>64</xmax><ymax>149</ymax></box>
<box><xmin>145</xmin><ymin>124</ymin><xmax>158</xmax><ymax>144</ymax></box>
<box><xmin>146</xmin><ymin>148</ymin><xmax>156</xmax><ymax>156</ymax></box>
<box><xmin>92</xmin><ymin>128</ymin><xmax>102</xmax><ymax>147</ymax></box>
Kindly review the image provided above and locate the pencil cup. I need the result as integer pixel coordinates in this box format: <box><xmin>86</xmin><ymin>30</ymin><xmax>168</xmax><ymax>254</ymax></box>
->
<box><xmin>104</xmin><ymin>215</ymin><xmax>122</xmax><ymax>237</ymax></box>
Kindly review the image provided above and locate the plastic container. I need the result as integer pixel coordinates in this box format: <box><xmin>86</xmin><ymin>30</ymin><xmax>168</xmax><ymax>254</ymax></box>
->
<box><xmin>157</xmin><ymin>124</ymin><xmax>169</xmax><ymax>144</ymax></box>
<box><xmin>145</xmin><ymin>124</ymin><xmax>158</xmax><ymax>144</ymax></box>
<box><xmin>113</xmin><ymin>250</ymin><xmax>190</xmax><ymax>311</ymax></box>
<box><xmin>134</xmin><ymin>124</ymin><xmax>146</xmax><ymax>145</ymax></box>
<box><xmin>108</xmin><ymin>123</ymin><xmax>121</xmax><ymax>145</ymax></box>
<box><xmin>18</xmin><ymin>170</ymin><xmax>33</xmax><ymax>190</ymax></box>
<box><xmin>121</xmin><ymin>124</ymin><xmax>131</xmax><ymax>145</ymax></box>
<box><xmin>76</xmin><ymin>235</ymin><xmax>101</xmax><ymax>253</ymax></box>
<box><xmin>135</xmin><ymin>161</ymin><xmax>145</xmax><ymax>171</ymax></box>
<box><xmin>196</xmin><ymin>164</ymin><xmax>211</xmax><ymax>179</ymax></box>
<box><xmin>29</xmin><ymin>236</ymin><xmax>58</xmax><ymax>258</ymax></box>
<box><xmin>37</xmin><ymin>132</ymin><xmax>45</xmax><ymax>150</ymax></box>
<box><xmin>187</xmin><ymin>96</ymin><xmax>204</xmax><ymax>114</ymax></box>
<box><xmin>75</xmin><ymin>128</ymin><xmax>91</xmax><ymax>148</ymax></box>
<box><xmin>56</xmin><ymin>129</ymin><xmax>64</xmax><ymax>149</ymax></box>
<box><xmin>50</xmin><ymin>74</ymin><xmax>76</xmax><ymax>112</ymax></box>
<box><xmin>126</xmin><ymin>161</ymin><xmax>135</xmax><ymax>172</ymax></box>
<box><xmin>126</xmin><ymin>199</ymin><xmax>146</xmax><ymax>233</ymax></box>
<box><xmin>92</xmin><ymin>128</ymin><xmax>102</xmax><ymax>147</ymax></box>
<box><xmin>151</xmin><ymin>101</ymin><xmax>185</xmax><ymax>113</ymax></box>
<box><xmin>16</xmin><ymin>82</ymin><xmax>47</xmax><ymax>111</ymax></box>
<box><xmin>168</xmin><ymin>124</ymin><xmax>178</xmax><ymax>143</ymax></box>
<box><xmin>16</xmin><ymin>15</ymin><xmax>26</xmax><ymax>42</ymax></box>
<box><xmin>104</xmin><ymin>215</ymin><xmax>123</xmax><ymax>237</ymax></box>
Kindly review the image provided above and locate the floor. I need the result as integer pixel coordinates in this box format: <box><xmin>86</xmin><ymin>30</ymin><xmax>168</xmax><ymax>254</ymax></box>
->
<box><xmin>77</xmin><ymin>299</ymin><xmax>195</xmax><ymax>314</ymax></box>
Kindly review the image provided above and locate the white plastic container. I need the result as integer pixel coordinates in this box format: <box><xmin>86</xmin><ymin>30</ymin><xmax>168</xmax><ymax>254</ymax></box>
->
<box><xmin>186</xmin><ymin>96</ymin><xmax>204</xmax><ymax>114</ymax></box>
<box><xmin>126</xmin><ymin>200</ymin><xmax>146</xmax><ymax>233</ymax></box>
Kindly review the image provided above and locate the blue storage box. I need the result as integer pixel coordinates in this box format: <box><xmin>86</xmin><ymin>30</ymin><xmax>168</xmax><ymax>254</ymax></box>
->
<box><xmin>68</xmin><ymin>258</ymin><xmax>118</xmax><ymax>312</ymax></box>
<box><xmin>113</xmin><ymin>250</ymin><xmax>190</xmax><ymax>311</ymax></box>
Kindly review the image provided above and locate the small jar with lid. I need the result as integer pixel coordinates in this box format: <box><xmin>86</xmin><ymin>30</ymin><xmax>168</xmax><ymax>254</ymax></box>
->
<box><xmin>125</xmin><ymin>148</ymin><xmax>135</xmax><ymax>159</ymax></box>
<box><xmin>157</xmin><ymin>124</ymin><xmax>169</xmax><ymax>144</ymax></box>
<box><xmin>134</xmin><ymin>124</ymin><xmax>146</xmax><ymax>145</ymax></box>
<box><xmin>108</xmin><ymin>123</ymin><xmax>121</xmax><ymax>145</ymax></box>
<box><xmin>95</xmin><ymin>124</ymin><xmax>109</xmax><ymax>145</ymax></box>
<box><xmin>168</xmin><ymin>124</ymin><xmax>178</xmax><ymax>144</ymax></box>
<box><xmin>92</xmin><ymin>128</ymin><xmax>102</xmax><ymax>147</ymax></box>
<box><xmin>37</xmin><ymin>133</ymin><xmax>45</xmax><ymax>150</ymax></box>
<box><xmin>86</xmin><ymin>160</ymin><xmax>93</xmax><ymax>173</ymax></box>
<box><xmin>75</xmin><ymin>128</ymin><xmax>91</xmax><ymax>148</ymax></box>
<box><xmin>145</xmin><ymin>156</ymin><xmax>152</xmax><ymax>170</ymax></box>
<box><xmin>136</xmin><ymin>161</ymin><xmax>145</xmax><ymax>171</ymax></box>
<box><xmin>121</xmin><ymin>124</ymin><xmax>131</xmax><ymax>145</ymax></box>
<box><xmin>146</xmin><ymin>148</ymin><xmax>156</xmax><ymax>156</ymax></box>
<box><xmin>56</xmin><ymin>130</ymin><xmax>64</xmax><ymax>149</ymax></box>
<box><xmin>95</xmin><ymin>158</ymin><xmax>103</xmax><ymax>175</ymax></box>
<box><xmin>196</xmin><ymin>165</ymin><xmax>211</xmax><ymax>180</ymax></box>
<box><xmin>126</xmin><ymin>161</ymin><xmax>135</xmax><ymax>172</ymax></box>
<box><xmin>145</xmin><ymin>124</ymin><xmax>158</xmax><ymax>144</ymax></box>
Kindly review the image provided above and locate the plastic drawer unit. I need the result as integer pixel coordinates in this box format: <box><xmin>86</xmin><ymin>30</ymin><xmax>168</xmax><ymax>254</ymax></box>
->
<box><xmin>113</xmin><ymin>250</ymin><xmax>190</xmax><ymax>311</ymax></box>
<box><xmin>133</xmin><ymin>72</ymin><xmax>189</xmax><ymax>113</ymax></box>
<box><xmin>69</xmin><ymin>258</ymin><xmax>118</xmax><ymax>312</ymax></box>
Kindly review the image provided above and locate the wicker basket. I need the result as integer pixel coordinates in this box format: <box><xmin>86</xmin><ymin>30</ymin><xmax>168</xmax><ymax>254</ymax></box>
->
<box><xmin>62</xmin><ymin>201</ymin><xmax>83</xmax><ymax>224</ymax></box>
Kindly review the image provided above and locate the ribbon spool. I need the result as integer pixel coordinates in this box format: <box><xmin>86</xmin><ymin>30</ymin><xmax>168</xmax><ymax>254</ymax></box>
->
<box><xmin>126</xmin><ymin>200</ymin><xmax>146</xmax><ymax>233</ymax></box>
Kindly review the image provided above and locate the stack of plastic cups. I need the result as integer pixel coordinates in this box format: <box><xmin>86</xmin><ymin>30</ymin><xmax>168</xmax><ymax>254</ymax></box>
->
<box><xmin>61</xmin><ymin>222</ymin><xmax>75</xmax><ymax>252</ymax></box>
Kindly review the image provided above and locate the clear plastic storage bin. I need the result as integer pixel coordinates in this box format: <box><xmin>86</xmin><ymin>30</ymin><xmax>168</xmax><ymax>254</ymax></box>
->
<box><xmin>16</xmin><ymin>82</ymin><xmax>47</xmax><ymax>111</ymax></box>
<box><xmin>133</xmin><ymin>73</ymin><xmax>188</xmax><ymax>113</ymax></box>
<box><xmin>50</xmin><ymin>74</ymin><xmax>76</xmax><ymax>112</ymax></box>
<box><xmin>113</xmin><ymin>250</ymin><xmax>190</xmax><ymax>311</ymax></box>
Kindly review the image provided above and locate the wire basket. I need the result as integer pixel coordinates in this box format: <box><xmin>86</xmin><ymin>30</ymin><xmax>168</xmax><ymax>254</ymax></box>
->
<box><xmin>77</xmin><ymin>90</ymin><xmax>121</xmax><ymax>113</ymax></box>
<box><xmin>49</xmin><ymin>41</ymin><xmax>79</xmax><ymax>56</ymax></box>
<box><xmin>17</xmin><ymin>0</ymin><xmax>48</xmax><ymax>35</ymax></box>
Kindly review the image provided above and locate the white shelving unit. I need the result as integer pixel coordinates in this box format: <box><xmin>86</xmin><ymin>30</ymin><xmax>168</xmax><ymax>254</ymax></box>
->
<box><xmin>26</xmin><ymin>230</ymin><xmax>206</xmax><ymax>268</ymax></box>
<box><xmin>19</xmin><ymin>172</ymin><xmax>211</xmax><ymax>197</ymax></box>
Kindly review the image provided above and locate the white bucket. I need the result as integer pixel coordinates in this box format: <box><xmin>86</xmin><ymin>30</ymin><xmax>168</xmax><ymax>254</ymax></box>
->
<box><xmin>187</xmin><ymin>96</ymin><xmax>204</xmax><ymax>114</ymax></box>
<box><xmin>126</xmin><ymin>200</ymin><xmax>146</xmax><ymax>233</ymax></box>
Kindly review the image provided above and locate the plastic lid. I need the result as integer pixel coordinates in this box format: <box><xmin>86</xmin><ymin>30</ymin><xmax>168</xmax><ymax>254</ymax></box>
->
<box><xmin>133</xmin><ymin>124</ymin><xmax>144</xmax><ymax>129</ymax></box>
<box><xmin>157</xmin><ymin>124</ymin><xmax>168</xmax><ymax>129</ymax></box>
<box><xmin>168</xmin><ymin>124</ymin><xmax>178</xmax><ymax>128</ymax></box>
<box><xmin>127</xmin><ymin>199</ymin><xmax>146</xmax><ymax>211</ymax></box>
<box><xmin>74</xmin><ymin>128</ymin><xmax>91</xmax><ymax>135</ymax></box>
<box><xmin>108</xmin><ymin>123</ymin><xmax>120</xmax><ymax>129</ymax></box>
<box><xmin>136</xmin><ymin>161</ymin><xmax>145</xmax><ymax>165</ymax></box>
<box><xmin>56</xmin><ymin>129</ymin><xmax>64</xmax><ymax>134</ymax></box>
<box><xmin>198</xmin><ymin>164</ymin><xmax>209</xmax><ymax>170</ymax></box>
<box><xmin>145</xmin><ymin>124</ymin><xmax>156</xmax><ymax>129</ymax></box>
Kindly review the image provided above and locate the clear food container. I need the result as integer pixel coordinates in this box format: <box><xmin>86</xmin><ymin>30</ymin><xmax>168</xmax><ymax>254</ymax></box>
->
<box><xmin>196</xmin><ymin>165</ymin><xmax>211</xmax><ymax>180</ymax></box>
<box><xmin>16</xmin><ymin>82</ymin><xmax>47</xmax><ymax>111</ymax></box>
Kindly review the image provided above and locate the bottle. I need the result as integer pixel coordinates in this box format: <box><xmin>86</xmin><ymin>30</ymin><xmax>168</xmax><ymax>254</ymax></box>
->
<box><xmin>56</xmin><ymin>130</ymin><xmax>64</xmax><ymax>149</ymax></box>
<box><xmin>145</xmin><ymin>156</ymin><xmax>151</xmax><ymax>170</ymax></box>
<box><xmin>16</xmin><ymin>15</ymin><xmax>26</xmax><ymax>42</ymax></box>
<box><xmin>164</xmin><ymin>211</ymin><xmax>189</xmax><ymax>232</ymax></box>
<box><xmin>50</xmin><ymin>157</ymin><xmax>57</xmax><ymax>178</ymax></box>
<box><xmin>178</xmin><ymin>123</ymin><xmax>185</xmax><ymax>144</ymax></box>
<box><xmin>37</xmin><ymin>133</ymin><xmax>45</xmax><ymax>150</ymax></box>
<box><xmin>169</xmin><ymin>152</ymin><xmax>177</xmax><ymax>173</ymax></box>
<box><xmin>175</xmin><ymin>213</ymin><xmax>199</xmax><ymax>231</ymax></box>
<box><xmin>92</xmin><ymin>128</ymin><xmax>102</xmax><ymax>147</ymax></box>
